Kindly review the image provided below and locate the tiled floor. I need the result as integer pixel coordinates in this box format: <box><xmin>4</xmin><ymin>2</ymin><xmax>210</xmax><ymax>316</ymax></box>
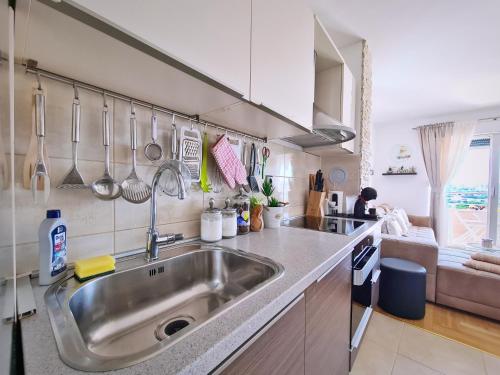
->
<box><xmin>350</xmin><ymin>311</ymin><xmax>500</xmax><ymax>375</ymax></box>
<box><xmin>375</xmin><ymin>303</ymin><xmax>500</xmax><ymax>357</ymax></box>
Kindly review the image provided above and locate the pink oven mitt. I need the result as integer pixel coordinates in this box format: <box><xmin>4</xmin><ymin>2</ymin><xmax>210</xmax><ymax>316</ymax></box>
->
<box><xmin>211</xmin><ymin>135</ymin><xmax>247</xmax><ymax>189</ymax></box>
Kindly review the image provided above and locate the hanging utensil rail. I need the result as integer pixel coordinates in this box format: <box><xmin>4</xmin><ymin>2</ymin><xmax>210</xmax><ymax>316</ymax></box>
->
<box><xmin>23</xmin><ymin>60</ymin><xmax>267</xmax><ymax>143</ymax></box>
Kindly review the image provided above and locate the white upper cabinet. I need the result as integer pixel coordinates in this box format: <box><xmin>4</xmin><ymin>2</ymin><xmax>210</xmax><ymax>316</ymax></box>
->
<box><xmin>250</xmin><ymin>0</ymin><xmax>315</xmax><ymax>130</ymax></box>
<box><xmin>72</xmin><ymin>0</ymin><xmax>251</xmax><ymax>99</ymax></box>
<box><xmin>341</xmin><ymin>65</ymin><xmax>356</xmax><ymax>129</ymax></box>
<box><xmin>314</xmin><ymin>16</ymin><xmax>355</xmax><ymax>129</ymax></box>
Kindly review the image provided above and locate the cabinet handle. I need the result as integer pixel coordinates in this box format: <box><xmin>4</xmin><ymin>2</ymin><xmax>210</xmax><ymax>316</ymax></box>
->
<box><xmin>212</xmin><ymin>293</ymin><xmax>305</xmax><ymax>374</ymax></box>
<box><xmin>317</xmin><ymin>248</ymin><xmax>352</xmax><ymax>283</ymax></box>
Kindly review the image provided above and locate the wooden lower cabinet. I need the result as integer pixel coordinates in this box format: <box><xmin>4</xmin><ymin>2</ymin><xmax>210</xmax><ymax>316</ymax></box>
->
<box><xmin>305</xmin><ymin>254</ymin><xmax>352</xmax><ymax>375</ymax></box>
<box><xmin>219</xmin><ymin>253</ymin><xmax>352</xmax><ymax>375</ymax></box>
<box><xmin>220</xmin><ymin>295</ymin><xmax>305</xmax><ymax>375</ymax></box>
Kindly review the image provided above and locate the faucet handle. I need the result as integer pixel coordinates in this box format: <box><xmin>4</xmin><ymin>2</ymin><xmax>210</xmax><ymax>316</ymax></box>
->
<box><xmin>157</xmin><ymin>232</ymin><xmax>184</xmax><ymax>245</ymax></box>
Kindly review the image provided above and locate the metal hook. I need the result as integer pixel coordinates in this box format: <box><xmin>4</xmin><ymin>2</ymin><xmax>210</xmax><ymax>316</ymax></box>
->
<box><xmin>151</xmin><ymin>104</ymin><xmax>156</xmax><ymax>117</ymax></box>
<box><xmin>130</xmin><ymin>100</ymin><xmax>135</xmax><ymax>115</ymax></box>
<box><xmin>73</xmin><ymin>83</ymin><xmax>79</xmax><ymax>100</ymax></box>
<box><xmin>102</xmin><ymin>91</ymin><xmax>108</xmax><ymax>108</ymax></box>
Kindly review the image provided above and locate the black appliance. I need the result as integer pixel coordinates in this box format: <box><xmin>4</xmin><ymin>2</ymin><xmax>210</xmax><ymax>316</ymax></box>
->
<box><xmin>281</xmin><ymin>216</ymin><xmax>369</xmax><ymax>236</ymax></box>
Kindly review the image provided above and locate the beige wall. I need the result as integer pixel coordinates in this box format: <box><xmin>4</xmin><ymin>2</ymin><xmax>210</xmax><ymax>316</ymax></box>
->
<box><xmin>0</xmin><ymin>67</ymin><xmax>320</xmax><ymax>276</ymax></box>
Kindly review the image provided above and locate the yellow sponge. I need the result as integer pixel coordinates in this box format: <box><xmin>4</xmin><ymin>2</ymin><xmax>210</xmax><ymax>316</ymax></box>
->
<box><xmin>74</xmin><ymin>255</ymin><xmax>115</xmax><ymax>282</ymax></box>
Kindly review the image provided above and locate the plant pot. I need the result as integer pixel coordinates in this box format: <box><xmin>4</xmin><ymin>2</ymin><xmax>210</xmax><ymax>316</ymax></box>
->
<box><xmin>250</xmin><ymin>204</ymin><xmax>264</xmax><ymax>232</ymax></box>
<box><xmin>263</xmin><ymin>206</ymin><xmax>283</xmax><ymax>229</ymax></box>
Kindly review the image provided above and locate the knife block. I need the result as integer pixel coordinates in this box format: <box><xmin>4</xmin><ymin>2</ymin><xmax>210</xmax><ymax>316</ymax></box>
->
<box><xmin>306</xmin><ymin>191</ymin><xmax>325</xmax><ymax>217</ymax></box>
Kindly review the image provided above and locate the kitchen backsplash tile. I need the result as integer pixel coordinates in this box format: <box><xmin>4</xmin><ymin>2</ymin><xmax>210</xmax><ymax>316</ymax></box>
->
<box><xmin>114</xmin><ymin>220</ymin><xmax>201</xmax><ymax>254</ymax></box>
<box><xmin>11</xmin><ymin>66</ymin><xmax>114</xmax><ymax>162</ymax></box>
<box><xmin>1</xmin><ymin>69</ymin><xmax>321</xmax><ymax>276</ymax></box>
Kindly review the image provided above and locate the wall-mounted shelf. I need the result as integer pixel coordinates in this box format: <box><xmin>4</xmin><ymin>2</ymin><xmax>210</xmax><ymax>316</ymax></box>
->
<box><xmin>382</xmin><ymin>172</ymin><xmax>417</xmax><ymax>176</ymax></box>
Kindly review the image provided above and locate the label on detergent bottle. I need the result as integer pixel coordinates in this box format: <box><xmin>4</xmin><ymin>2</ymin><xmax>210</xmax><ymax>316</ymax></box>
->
<box><xmin>50</xmin><ymin>225</ymin><xmax>67</xmax><ymax>277</ymax></box>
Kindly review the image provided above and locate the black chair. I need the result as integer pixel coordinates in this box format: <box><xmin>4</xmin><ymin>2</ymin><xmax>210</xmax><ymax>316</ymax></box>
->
<box><xmin>379</xmin><ymin>257</ymin><xmax>426</xmax><ymax>319</ymax></box>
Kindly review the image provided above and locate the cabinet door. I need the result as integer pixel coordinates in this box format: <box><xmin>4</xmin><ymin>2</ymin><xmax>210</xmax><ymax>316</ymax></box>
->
<box><xmin>305</xmin><ymin>254</ymin><xmax>352</xmax><ymax>375</ymax></box>
<box><xmin>340</xmin><ymin>65</ymin><xmax>355</xmax><ymax>152</ymax></box>
<box><xmin>341</xmin><ymin>65</ymin><xmax>355</xmax><ymax>128</ymax></box>
<box><xmin>251</xmin><ymin>0</ymin><xmax>315</xmax><ymax>130</ymax></box>
<box><xmin>73</xmin><ymin>0</ymin><xmax>251</xmax><ymax>98</ymax></box>
<box><xmin>221</xmin><ymin>295</ymin><xmax>305</xmax><ymax>375</ymax></box>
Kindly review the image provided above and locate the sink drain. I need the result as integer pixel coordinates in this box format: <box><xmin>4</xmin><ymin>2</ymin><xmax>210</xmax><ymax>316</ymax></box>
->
<box><xmin>155</xmin><ymin>316</ymin><xmax>194</xmax><ymax>341</ymax></box>
<box><xmin>165</xmin><ymin>319</ymin><xmax>190</xmax><ymax>335</ymax></box>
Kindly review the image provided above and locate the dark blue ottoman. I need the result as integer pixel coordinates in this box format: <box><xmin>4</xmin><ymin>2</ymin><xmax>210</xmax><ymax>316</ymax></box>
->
<box><xmin>379</xmin><ymin>258</ymin><xmax>426</xmax><ymax>319</ymax></box>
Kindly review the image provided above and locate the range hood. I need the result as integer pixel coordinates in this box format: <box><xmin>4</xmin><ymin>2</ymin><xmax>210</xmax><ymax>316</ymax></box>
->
<box><xmin>280</xmin><ymin>107</ymin><xmax>356</xmax><ymax>148</ymax></box>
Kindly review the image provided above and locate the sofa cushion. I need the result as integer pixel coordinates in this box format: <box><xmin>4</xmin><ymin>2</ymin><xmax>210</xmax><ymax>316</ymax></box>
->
<box><xmin>407</xmin><ymin>226</ymin><xmax>436</xmax><ymax>242</ymax></box>
<box><xmin>437</xmin><ymin>248</ymin><xmax>500</xmax><ymax>310</ymax></box>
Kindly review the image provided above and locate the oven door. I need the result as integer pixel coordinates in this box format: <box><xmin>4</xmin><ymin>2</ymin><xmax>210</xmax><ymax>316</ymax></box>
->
<box><xmin>350</xmin><ymin>240</ymin><xmax>381</xmax><ymax>368</ymax></box>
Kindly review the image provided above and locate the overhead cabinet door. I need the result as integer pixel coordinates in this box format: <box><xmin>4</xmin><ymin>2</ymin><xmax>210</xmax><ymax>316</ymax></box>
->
<box><xmin>250</xmin><ymin>0</ymin><xmax>315</xmax><ymax>130</ymax></box>
<box><xmin>72</xmin><ymin>0</ymin><xmax>251</xmax><ymax>99</ymax></box>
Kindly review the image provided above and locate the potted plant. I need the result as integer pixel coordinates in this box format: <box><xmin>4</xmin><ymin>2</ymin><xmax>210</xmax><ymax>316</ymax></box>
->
<box><xmin>250</xmin><ymin>196</ymin><xmax>264</xmax><ymax>232</ymax></box>
<box><xmin>261</xmin><ymin>180</ymin><xmax>284</xmax><ymax>229</ymax></box>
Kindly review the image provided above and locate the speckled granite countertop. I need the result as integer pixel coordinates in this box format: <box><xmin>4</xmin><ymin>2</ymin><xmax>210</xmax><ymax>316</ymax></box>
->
<box><xmin>22</xmin><ymin>222</ymin><xmax>380</xmax><ymax>375</ymax></box>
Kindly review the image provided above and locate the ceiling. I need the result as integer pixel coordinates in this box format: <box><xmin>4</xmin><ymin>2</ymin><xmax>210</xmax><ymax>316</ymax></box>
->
<box><xmin>308</xmin><ymin>0</ymin><xmax>500</xmax><ymax>124</ymax></box>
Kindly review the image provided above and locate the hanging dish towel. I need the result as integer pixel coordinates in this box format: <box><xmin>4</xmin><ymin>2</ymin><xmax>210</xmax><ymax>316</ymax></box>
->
<box><xmin>211</xmin><ymin>135</ymin><xmax>247</xmax><ymax>189</ymax></box>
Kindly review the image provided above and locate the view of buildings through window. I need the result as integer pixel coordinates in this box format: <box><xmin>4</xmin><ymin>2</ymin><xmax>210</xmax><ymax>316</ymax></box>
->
<box><xmin>446</xmin><ymin>138</ymin><xmax>490</xmax><ymax>247</ymax></box>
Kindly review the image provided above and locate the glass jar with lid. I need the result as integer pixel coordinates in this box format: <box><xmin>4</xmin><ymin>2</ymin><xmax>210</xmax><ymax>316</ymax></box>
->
<box><xmin>233</xmin><ymin>188</ymin><xmax>250</xmax><ymax>235</ymax></box>
<box><xmin>201</xmin><ymin>198</ymin><xmax>222</xmax><ymax>242</ymax></box>
<box><xmin>222</xmin><ymin>198</ymin><xmax>237</xmax><ymax>238</ymax></box>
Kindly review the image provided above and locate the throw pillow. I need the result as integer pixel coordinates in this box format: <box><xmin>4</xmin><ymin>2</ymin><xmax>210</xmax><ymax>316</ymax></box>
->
<box><xmin>386</xmin><ymin>216</ymin><xmax>403</xmax><ymax>236</ymax></box>
<box><xmin>392</xmin><ymin>210</ymin><xmax>409</xmax><ymax>234</ymax></box>
<box><xmin>399</xmin><ymin>208</ymin><xmax>411</xmax><ymax>228</ymax></box>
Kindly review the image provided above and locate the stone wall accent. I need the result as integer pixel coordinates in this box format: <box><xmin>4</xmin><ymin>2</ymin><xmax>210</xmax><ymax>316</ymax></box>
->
<box><xmin>359</xmin><ymin>40</ymin><xmax>373</xmax><ymax>188</ymax></box>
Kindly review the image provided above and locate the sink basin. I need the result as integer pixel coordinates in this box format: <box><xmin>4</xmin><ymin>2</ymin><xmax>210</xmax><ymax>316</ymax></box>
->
<box><xmin>45</xmin><ymin>243</ymin><xmax>283</xmax><ymax>371</ymax></box>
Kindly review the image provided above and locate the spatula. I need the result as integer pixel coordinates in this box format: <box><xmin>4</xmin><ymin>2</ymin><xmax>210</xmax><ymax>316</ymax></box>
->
<box><xmin>199</xmin><ymin>131</ymin><xmax>211</xmax><ymax>192</ymax></box>
<box><xmin>247</xmin><ymin>143</ymin><xmax>259</xmax><ymax>192</ymax></box>
<box><xmin>58</xmin><ymin>85</ymin><xmax>86</xmax><ymax>189</ymax></box>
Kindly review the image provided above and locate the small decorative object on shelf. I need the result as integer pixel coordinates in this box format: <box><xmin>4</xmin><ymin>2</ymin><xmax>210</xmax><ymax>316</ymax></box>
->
<box><xmin>383</xmin><ymin>165</ymin><xmax>417</xmax><ymax>175</ymax></box>
<box><xmin>250</xmin><ymin>196</ymin><xmax>264</xmax><ymax>232</ymax></box>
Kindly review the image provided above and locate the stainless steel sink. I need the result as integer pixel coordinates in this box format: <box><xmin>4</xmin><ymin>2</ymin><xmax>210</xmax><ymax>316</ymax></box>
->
<box><xmin>45</xmin><ymin>243</ymin><xmax>283</xmax><ymax>371</ymax></box>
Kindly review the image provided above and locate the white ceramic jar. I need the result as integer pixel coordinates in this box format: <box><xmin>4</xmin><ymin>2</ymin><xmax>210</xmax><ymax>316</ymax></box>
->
<box><xmin>222</xmin><ymin>198</ymin><xmax>237</xmax><ymax>238</ymax></box>
<box><xmin>201</xmin><ymin>198</ymin><xmax>222</xmax><ymax>242</ymax></box>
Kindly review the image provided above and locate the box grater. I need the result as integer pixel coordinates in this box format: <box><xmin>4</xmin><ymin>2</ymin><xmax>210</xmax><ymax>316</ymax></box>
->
<box><xmin>180</xmin><ymin>126</ymin><xmax>202</xmax><ymax>182</ymax></box>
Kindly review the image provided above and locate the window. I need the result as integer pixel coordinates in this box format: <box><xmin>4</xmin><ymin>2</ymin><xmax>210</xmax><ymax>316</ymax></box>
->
<box><xmin>446</xmin><ymin>139</ymin><xmax>490</xmax><ymax>246</ymax></box>
<box><xmin>446</xmin><ymin>134</ymin><xmax>500</xmax><ymax>247</ymax></box>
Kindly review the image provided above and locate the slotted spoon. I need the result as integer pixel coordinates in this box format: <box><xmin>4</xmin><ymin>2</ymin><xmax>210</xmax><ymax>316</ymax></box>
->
<box><xmin>58</xmin><ymin>85</ymin><xmax>86</xmax><ymax>189</ymax></box>
<box><xmin>121</xmin><ymin>103</ymin><xmax>151</xmax><ymax>203</ymax></box>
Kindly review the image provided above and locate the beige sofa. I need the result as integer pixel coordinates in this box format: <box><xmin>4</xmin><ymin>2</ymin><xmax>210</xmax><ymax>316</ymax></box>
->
<box><xmin>380</xmin><ymin>215</ymin><xmax>438</xmax><ymax>302</ymax></box>
<box><xmin>380</xmin><ymin>211</ymin><xmax>500</xmax><ymax>321</ymax></box>
<box><xmin>438</xmin><ymin>248</ymin><xmax>500</xmax><ymax>321</ymax></box>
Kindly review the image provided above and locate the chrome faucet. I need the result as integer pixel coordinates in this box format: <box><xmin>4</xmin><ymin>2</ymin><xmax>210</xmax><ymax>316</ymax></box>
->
<box><xmin>146</xmin><ymin>161</ymin><xmax>187</xmax><ymax>261</ymax></box>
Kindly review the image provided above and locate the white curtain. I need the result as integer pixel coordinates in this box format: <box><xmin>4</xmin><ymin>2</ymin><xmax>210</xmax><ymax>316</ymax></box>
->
<box><xmin>417</xmin><ymin>121</ymin><xmax>476</xmax><ymax>245</ymax></box>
